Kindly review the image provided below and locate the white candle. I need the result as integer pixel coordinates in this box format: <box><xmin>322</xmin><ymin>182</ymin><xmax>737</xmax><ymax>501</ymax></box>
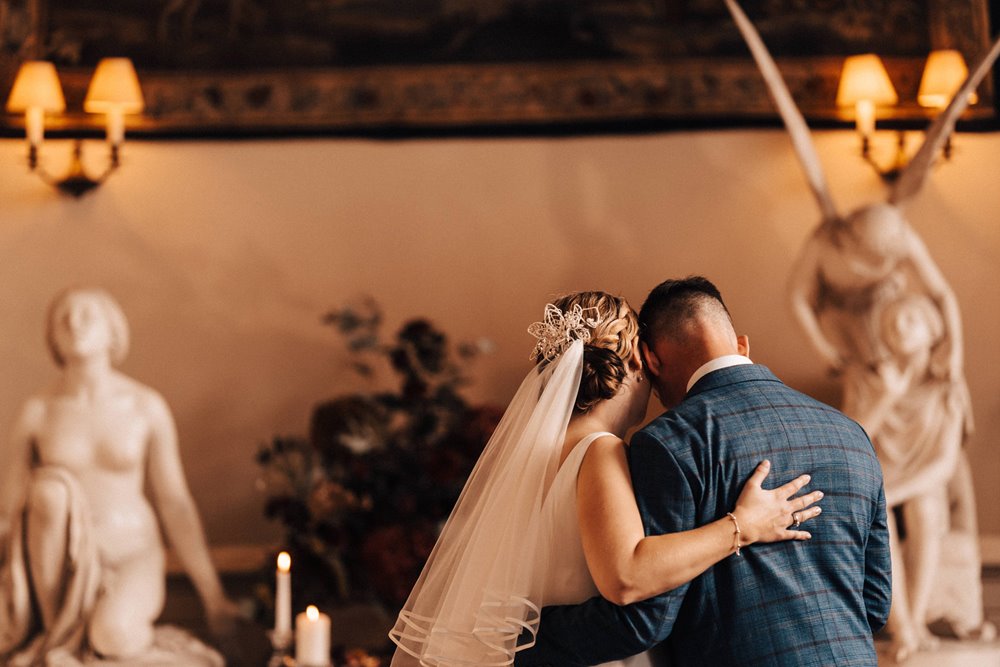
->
<box><xmin>855</xmin><ymin>99</ymin><xmax>875</xmax><ymax>138</ymax></box>
<box><xmin>25</xmin><ymin>106</ymin><xmax>44</xmax><ymax>146</ymax></box>
<box><xmin>275</xmin><ymin>552</ymin><xmax>292</xmax><ymax>644</ymax></box>
<box><xmin>295</xmin><ymin>605</ymin><xmax>331</xmax><ymax>666</ymax></box>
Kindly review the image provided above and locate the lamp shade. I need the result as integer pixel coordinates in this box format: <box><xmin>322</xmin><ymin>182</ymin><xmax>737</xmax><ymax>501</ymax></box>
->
<box><xmin>836</xmin><ymin>54</ymin><xmax>899</xmax><ymax>107</ymax></box>
<box><xmin>918</xmin><ymin>49</ymin><xmax>976</xmax><ymax>108</ymax></box>
<box><xmin>84</xmin><ymin>58</ymin><xmax>144</xmax><ymax>114</ymax></box>
<box><xmin>5</xmin><ymin>61</ymin><xmax>66</xmax><ymax>113</ymax></box>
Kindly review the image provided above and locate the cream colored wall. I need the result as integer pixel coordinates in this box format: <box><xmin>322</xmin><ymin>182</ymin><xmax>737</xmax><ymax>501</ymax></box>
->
<box><xmin>0</xmin><ymin>130</ymin><xmax>997</xmax><ymax>551</ymax></box>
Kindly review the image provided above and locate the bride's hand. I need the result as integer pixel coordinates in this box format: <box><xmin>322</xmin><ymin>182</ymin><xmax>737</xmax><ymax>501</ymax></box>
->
<box><xmin>731</xmin><ymin>460</ymin><xmax>823</xmax><ymax>545</ymax></box>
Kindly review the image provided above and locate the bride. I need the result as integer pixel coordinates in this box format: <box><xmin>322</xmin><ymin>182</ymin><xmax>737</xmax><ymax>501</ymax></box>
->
<box><xmin>388</xmin><ymin>291</ymin><xmax>822</xmax><ymax>666</ymax></box>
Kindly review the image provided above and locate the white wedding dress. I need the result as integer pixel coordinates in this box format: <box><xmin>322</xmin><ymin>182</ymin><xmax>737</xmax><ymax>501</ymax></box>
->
<box><xmin>389</xmin><ymin>334</ymin><xmax>653</xmax><ymax>666</ymax></box>
<box><xmin>539</xmin><ymin>432</ymin><xmax>652</xmax><ymax>667</ymax></box>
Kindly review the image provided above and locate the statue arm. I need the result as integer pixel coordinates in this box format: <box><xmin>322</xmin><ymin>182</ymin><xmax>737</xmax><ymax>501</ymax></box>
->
<box><xmin>883</xmin><ymin>437</ymin><xmax>962</xmax><ymax>508</ymax></box>
<box><xmin>144</xmin><ymin>392</ymin><xmax>237</xmax><ymax>627</ymax></box>
<box><xmin>905</xmin><ymin>230</ymin><xmax>963</xmax><ymax>378</ymax></box>
<box><xmin>849</xmin><ymin>362</ymin><xmax>914</xmax><ymax>438</ymax></box>
<box><xmin>0</xmin><ymin>398</ymin><xmax>43</xmax><ymax>539</ymax></box>
<box><xmin>788</xmin><ymin>232</ymin><xmax>842</xmax><ymax>370</ymax></box>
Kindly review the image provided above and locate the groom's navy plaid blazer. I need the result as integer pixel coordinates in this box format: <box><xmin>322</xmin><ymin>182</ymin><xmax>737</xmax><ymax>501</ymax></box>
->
<box><xmin>516</xmin><ymin>364</ymin><xmax>891</xmax><ymax>666</ymax></box>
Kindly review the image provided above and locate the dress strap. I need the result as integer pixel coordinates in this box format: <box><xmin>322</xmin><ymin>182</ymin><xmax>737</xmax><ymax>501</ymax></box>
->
<box><xmin>577</xmin><ymin>431</ymin><xmax>617</xmax><ymax>448</ymax></box>
<box><xmin>560</xmin><ymin>431</ymin><xmax>618</xmax><ymax>471</ymax></box>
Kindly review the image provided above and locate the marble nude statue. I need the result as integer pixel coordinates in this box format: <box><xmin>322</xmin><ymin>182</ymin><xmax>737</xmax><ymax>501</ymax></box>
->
<box><xmin>0</xmin><ymin>287</ymin><xmax>238</xmax><ymax>666</ymax></box>
<box><xmin>724</xmin><ymin>0</ymin><xmax>1000</xmax><ymax>661</ymax></box>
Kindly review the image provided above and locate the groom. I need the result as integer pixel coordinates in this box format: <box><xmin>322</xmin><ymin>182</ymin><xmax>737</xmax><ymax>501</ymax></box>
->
<box><xmin>516</xmin><ymin>276</ymin><xmax>892</xmax><ymax>666</ymax></box>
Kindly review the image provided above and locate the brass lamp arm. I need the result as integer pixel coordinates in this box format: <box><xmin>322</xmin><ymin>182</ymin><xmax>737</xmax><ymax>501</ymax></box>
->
<box><xmin>28</xmin><ymin>141</ymin><xmax>121</xmax><ymax>198</ymax></box>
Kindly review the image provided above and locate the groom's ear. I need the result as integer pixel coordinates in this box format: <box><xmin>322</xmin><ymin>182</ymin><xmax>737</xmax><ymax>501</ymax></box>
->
<box><xmin>737</xmin><ymin>334</ymin><xmax>750</xmax><ymax>359</ymax></box>
<box><xmin>640</xmin><ymin>341</ymin><xmax>662</xmax><ymax>377</ymax></box>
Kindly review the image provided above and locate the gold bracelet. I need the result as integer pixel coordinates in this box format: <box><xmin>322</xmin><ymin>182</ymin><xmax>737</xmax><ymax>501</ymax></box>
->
<box><xmin>726</xmin><ymin>511</ymin><xmax>742</xmax><ymax>556</ymax></box>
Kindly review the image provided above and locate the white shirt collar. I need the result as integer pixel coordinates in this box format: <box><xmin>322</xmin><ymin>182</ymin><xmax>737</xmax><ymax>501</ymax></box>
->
<box><xmin>685</xmin><ymin>355</ymin><xmax>753</xmax><ymax>393</ymax></box>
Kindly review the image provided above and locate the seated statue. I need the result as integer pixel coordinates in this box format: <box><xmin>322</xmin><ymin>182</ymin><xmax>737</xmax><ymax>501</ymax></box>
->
<box><xmin>851</xmin><ymin>291</ymin><xmax>992</xmax><ymax>658</ymax></box>
<box><xmin>788</xmin><ymin>204</ymin><xmax>993</xmax><ymax>659</ymax></box>
<box><xmin>0</xmin><ymin>287</ymin><xmax>239</xmax><ymax>665</ymax></box>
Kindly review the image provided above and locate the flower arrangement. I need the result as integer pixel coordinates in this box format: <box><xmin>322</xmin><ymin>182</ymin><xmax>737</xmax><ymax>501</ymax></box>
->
<box><xmin>256</xmin><ymin>300</ymin><xmax>499</xmax><ymax>616</ymax></box>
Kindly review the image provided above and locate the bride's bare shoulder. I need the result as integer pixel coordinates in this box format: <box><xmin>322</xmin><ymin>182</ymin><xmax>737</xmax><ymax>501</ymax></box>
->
<box><xmin>580</xmin><ymin>433</ymin><xmax>628</xmax><ymax>471</ymax></box>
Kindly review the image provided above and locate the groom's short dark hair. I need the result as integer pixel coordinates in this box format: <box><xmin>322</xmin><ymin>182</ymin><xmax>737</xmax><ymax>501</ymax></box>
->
<box><xmin>639</xmin><ymin>276</ymin><xmax>733</xmax><ymax>345</ymax></box>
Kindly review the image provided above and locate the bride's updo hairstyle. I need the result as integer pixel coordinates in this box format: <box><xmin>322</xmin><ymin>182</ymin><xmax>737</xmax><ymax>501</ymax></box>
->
<box><xmin>533</xmin><ymin>292</ymin><xmax>639</xmax><ymax>413</ymax></box>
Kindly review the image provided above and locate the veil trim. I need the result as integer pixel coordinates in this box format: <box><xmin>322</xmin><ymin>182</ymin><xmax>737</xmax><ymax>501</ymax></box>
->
<box><xmin>388</xmin><ymin>340</ymin><xmax>585</xmax><ymax>667</ymax></box>
<box><xmin>389</xmin><ymin>592</ymin><xmax>541</xmax><ymax>666</ymax></box>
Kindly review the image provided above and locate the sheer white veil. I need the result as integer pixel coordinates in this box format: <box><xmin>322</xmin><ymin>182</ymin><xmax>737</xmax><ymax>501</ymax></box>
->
<box><xmin>389</xmin><ymin>334</ymin><xmax>585</xmax><ymax>666</ymax></box>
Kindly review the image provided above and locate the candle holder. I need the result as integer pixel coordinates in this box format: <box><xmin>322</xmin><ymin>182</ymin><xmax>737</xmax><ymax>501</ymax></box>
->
<box><xmin>267</xmin><ymin>630</ymin><xmax>295</xmax><ymax>667</ymax></box>
<box><xmin>266</xmin><ymin>650</ymin><xmax>334</xmax><ymax>667</ymax></box>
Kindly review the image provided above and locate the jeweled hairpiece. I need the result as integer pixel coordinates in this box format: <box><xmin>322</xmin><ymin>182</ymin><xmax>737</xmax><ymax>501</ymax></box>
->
<box><xmin>528</xmin><ymin>303</ymin><xmax>603</xmax><ymax>362</ymax></box>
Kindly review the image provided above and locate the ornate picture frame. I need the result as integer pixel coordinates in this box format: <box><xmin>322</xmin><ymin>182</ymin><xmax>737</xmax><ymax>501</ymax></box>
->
<box><xmin>0</xmin><ymin>0</ymin><xmax>994</xmax><ymax>136</ymax></box>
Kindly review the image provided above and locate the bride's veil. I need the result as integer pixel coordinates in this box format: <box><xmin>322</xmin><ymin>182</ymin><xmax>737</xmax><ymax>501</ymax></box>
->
<box><xmin>389</xmin><ymin>338</ymin><xmax>584</xmax><ymax>666</ymax></box>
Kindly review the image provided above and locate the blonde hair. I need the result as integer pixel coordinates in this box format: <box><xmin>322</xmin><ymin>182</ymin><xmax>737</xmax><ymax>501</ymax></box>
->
<box><xmin>46</xmin><ymin>287</ymin><xmax>130</xmax><ymax>367</ymax></box>
<box><xmin>534</xmin><ymin>291</ymin><xmax>639</xmax><ymax>413</ymax></box>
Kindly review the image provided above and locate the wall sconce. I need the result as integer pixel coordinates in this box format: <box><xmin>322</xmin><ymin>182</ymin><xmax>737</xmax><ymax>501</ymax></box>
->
<box><xmin>917</xmin><ymin>49</ymin><xmax>974</xmax><ymax>164</ymax></box>
<box><xmin>837</xmin><ymin>49</ymin><xmax>975</xmax><ymax>181</ymax></box>
<box><xmin>836</xmin><ymin>54</ymin><xmax>905</xmax><ymax>179</ymax></box>
<box><xmin>5</xmin><ymin>58</ymin><xmax>144</xmax><ymax>197</ymax></box>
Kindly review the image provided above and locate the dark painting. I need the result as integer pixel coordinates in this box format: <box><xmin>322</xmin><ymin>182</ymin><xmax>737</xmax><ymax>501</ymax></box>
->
<box><xmin>0</xmin><ymin>0</ymin><xmax>994</xmax><ymax>135</ymax></box>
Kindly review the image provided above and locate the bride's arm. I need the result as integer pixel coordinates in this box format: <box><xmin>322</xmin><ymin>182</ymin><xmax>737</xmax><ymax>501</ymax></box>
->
<box><xmin>577</xmin><ymin>436</ymin><xmax>821</xmax><ymax>606</ymax></box>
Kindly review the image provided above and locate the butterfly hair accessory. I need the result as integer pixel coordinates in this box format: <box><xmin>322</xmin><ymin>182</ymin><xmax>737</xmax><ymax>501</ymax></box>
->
<box><xmin>528</xmin><ymin>303</ymin><xmax>603</xmax><ymax>362</ymax></box>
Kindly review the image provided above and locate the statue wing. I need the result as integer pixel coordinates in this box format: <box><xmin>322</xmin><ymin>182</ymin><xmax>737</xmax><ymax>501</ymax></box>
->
<box><xmin>724</xmin><ymin>0</ymin><xmax>839</xmax><ymax>224</ymax></box>
<box><xmin>891</xmin><ymin>33</ymin><xmax>1000</xmax><ymax>205</ymax></box>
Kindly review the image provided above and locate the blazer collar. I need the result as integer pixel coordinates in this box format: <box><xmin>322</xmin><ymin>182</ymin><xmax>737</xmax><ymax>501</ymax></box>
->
<box><xmin>685</xmin><ymin>363</ymin><xmax>781</xmax><ymax>398</ymax></box>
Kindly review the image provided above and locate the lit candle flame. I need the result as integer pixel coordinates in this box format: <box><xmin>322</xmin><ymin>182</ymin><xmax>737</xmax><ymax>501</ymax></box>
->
<box><xmin>307</xmin><ymin>605</ymin><xmax>319</xmax><ymax>621</ymax></box>
<box><xmin>277</xmin><ymin>551</ymin><xmax>291</xmax><ymax>572</ymax></box>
